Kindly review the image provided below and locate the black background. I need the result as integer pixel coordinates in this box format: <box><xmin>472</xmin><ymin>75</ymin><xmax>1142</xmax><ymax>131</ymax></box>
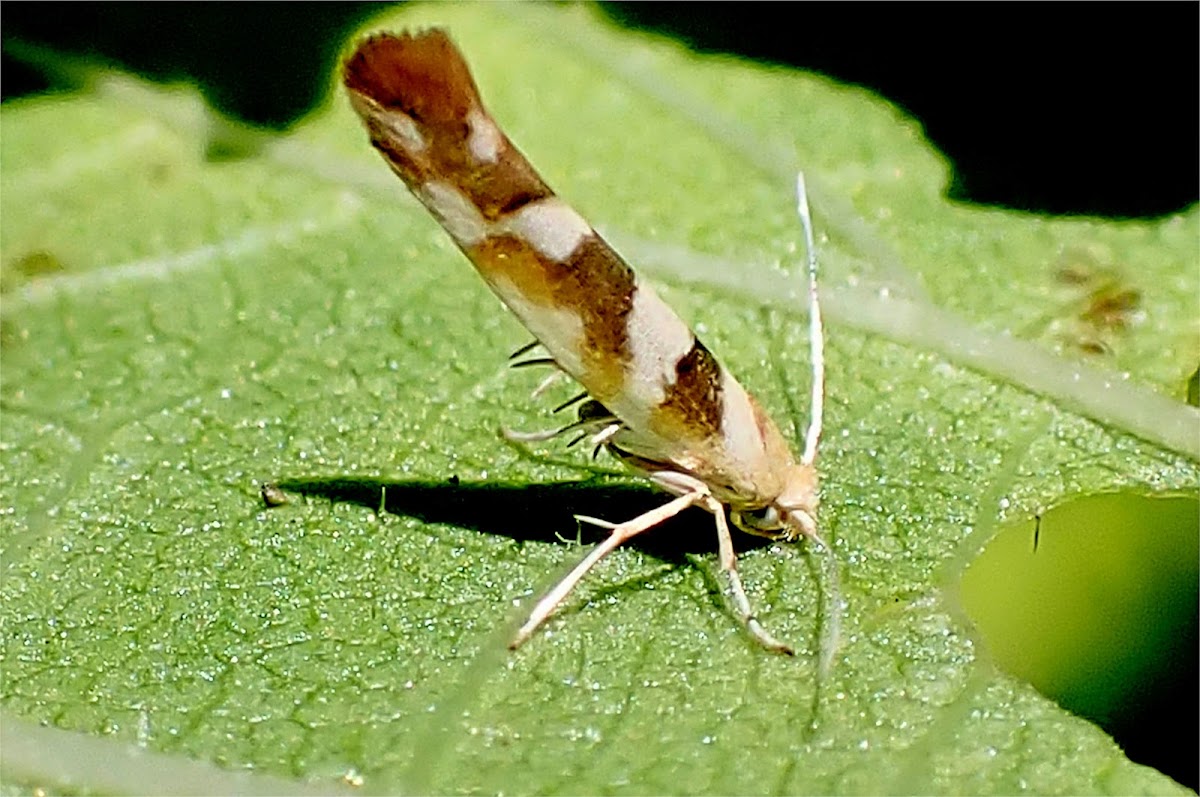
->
<box><xmin>4</xmin><ymin>3</ymin><xmax>1196</xmax><ymax>218</ymax></box>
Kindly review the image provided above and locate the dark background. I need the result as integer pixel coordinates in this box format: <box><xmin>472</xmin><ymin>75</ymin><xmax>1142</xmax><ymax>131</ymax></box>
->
<box><xmin>3</xmin><ymin>3</ymin><xmax>1196</xmax><ymax>219</ymax></box>
<box><xmin>2</xmin><ymin>2</ymin><xmax>1196</xmax><ymax>789</ymax></box>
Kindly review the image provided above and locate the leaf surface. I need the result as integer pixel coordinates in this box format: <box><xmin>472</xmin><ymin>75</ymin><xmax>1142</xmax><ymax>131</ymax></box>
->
<box><xmin>2</xmin><ymin>5</ymin><xmax>1196</xmax><ymax>795</ymax></box>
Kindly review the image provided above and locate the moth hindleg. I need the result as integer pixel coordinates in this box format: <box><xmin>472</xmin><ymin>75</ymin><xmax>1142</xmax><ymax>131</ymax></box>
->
<box><xmin>509</xmin><ymin>490</ymin><xmax>709</xmax><ymax>650</ymax></box>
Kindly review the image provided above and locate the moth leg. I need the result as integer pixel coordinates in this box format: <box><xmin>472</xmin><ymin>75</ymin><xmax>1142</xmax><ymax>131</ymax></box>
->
<box><xmin>552</xmin><ymin>392</ymin><xmax>589</xmax><ymax>414</ymax></box>
<box><xmin>509</xmin><ymin>490</ymin><xmax>707</xmax><ymax>650</ymax></box>
<box><xmin>707</xmin><ymin>496</ymin><xmax>794</xmax><ymax>655</ymax></box>
<box><xmin>652</xmin><ymin>471</ymin><xmax>794</xmax><ymax>655</ymax></box>
<box><xmin>587</xmin><ymin>423</ymin><xmax>621</xmax><ymax>447</ymax></box>
<box><xmin>530</xmin><ymin>370</ymin><xmax>565</xmax><ymax>399</ymax></box>
<box><xmin>501</xmin><ymin>400</ymin><xmax>621</xmax><ymax>445</ymax></box>
<box><xmin>502</xmin><ymin>416</ymin><xmax>617</xmax><ymax>445</ymax></box>
<box><xmin>507</xmin><ymin>341</ymin><xmax>565</xmax><ymax>399</ymax></box>
<box><xmin>508</xmin><ymin>340</ymin><xmax>542</xmax><ymax>361</ymax></box>
<box><xmin>501</xmin><ymin>425</ymin><xmax>571</xmax><ymax>443</ymax></box>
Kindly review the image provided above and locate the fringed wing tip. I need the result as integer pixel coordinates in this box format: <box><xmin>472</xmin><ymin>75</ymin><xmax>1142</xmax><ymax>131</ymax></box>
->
<box><xmin>343</xmin><ymin>28</ymin><xmax>479</xmax><ymax>121</ymax></box>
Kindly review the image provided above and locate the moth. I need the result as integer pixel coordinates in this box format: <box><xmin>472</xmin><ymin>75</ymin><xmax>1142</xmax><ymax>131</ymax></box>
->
<box><xmin>344</xmin><ymin>29</ymin><xmax>831</xmax><ymax>654</ymax></box>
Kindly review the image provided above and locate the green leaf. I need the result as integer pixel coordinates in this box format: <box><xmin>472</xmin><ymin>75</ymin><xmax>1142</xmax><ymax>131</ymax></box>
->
<box><xmin>2</xmin><ymin>4</ymin><xmax>1196</xmax><ymax>795</ymax></box>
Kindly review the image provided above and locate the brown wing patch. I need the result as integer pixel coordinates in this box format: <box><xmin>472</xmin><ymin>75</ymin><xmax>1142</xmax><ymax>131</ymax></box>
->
<box><xmin>652</xmin><ymin>341</ymin><xmax>724</xmax><ymax>437</ymax></box>
<box><xmin>344</xmin><ymin>30</ymin><xmax>478</xmax><ymax>126</ymax></box>
<box><xmin>468</xmin><ymin>231</ymin><xmax>636</xmax><ymax>402</ymax></box>
<box><xmin>344</xmin><ymin>30</ymin><xmax>552</xmax><ymax>219</ymax></box>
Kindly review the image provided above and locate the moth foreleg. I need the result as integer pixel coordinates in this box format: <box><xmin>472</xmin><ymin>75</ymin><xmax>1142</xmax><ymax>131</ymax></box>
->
<box><xmin>708</xmin><ymin>498</ymin><xmax>795</xmax><ymax>655</ymax></box>
<box><xmin>509</xmin><ymin>490</ymin><xmax>708</xmax><ymax>650</ymax></box>
<box><xmin>650</xmin><ymin>472</ymin><xmax>794</xmax><ymax>655</ymax></box>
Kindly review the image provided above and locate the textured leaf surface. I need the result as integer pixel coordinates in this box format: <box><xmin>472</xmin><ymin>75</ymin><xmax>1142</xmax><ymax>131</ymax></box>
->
<box><xmin>2</xmin><ymin>4</ymin><xmax>1196</xmax><ymax>795</ymax></box>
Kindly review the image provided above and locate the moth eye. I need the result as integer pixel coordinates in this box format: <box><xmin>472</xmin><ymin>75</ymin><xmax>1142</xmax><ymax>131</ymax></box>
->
<box><xmin>735</xmin><ymin>505</ymin><xmax>782</xmax><ymax>532</ymax></box>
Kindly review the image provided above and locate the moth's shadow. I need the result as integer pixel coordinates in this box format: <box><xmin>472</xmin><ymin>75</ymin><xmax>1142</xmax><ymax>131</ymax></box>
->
<box><xmin>275</xmin><ymin>477</ymin><xmax>772</xmax><ymax>563</ymax></box>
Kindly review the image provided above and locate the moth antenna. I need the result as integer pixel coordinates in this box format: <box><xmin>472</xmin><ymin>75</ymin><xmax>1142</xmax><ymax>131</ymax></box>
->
<box><xmin>796</xmin><ymin>172</ymin><xmax>825</xmax><ymax>467</ymax></box>
<box><xmin>811</xmin><ymin>533</ymin><xmax>843</xmax><ymax>678</ymax></box>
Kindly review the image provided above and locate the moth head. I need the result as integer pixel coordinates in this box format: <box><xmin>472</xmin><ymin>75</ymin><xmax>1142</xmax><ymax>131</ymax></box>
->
<box><xmin>730</xmin><ymin>464</ymin><xmax>819</xmax><ymax>543</ymax></box>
